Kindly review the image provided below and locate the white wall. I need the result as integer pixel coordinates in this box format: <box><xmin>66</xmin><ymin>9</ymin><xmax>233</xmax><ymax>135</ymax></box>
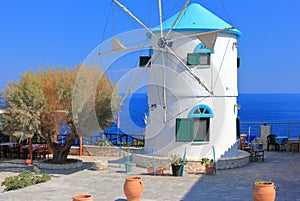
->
<box><xmin>144</xmin><ymin>31</ymin><xmax>239</xmax><ymax>159</ymax></box>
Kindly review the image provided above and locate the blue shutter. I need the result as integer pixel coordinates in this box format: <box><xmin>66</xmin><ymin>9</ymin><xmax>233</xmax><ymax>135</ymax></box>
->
<box><xmin>176</xmin><ymin>118</ymin><xmax>194</xmax><ymax>142</ymax></box>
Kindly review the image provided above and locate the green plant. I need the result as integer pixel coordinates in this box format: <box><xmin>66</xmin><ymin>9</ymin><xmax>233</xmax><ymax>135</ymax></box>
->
<box><xmin>146</xmin><ymin>160</ymin><xmax>164</xmax><ymax>168</ymax></box>
<box><xmin>201</xmin><ymin>158</ymin><xmax>214</xmax><ymax>166</ymax></box>
<box><xmin>1</xmin><ymin>170</ymin><xmax>51</xmax><ymax>191</ymax></box>
<box><xmin>33</xmin><ymin>166</ymin><xmax>41</xmax><ymax>175</ymax></box>
<box><xmin>95</xmin><ymin>139</ymin><xmax>113</xmax><ymax>146</ymax></box>
<box><xmin>36</xmin><ymin>174</ymin><xmax>51</xmax><ymax>184</ymax></box>
<box><xmin>168</xmin><ymin>154</ymin><xmax>186</xmax><ymax>166</ymax></box>
<box><xmin>255</xmin><ymin>174</ymin><xmax>272</xmax><ymax>184</ymax></box>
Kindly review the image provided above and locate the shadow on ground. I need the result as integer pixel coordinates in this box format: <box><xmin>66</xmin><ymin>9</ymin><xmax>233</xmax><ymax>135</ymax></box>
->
<box><xmin>180</xmin><ymin>152</ymin><xmax>300</xmax><ymax>201</ymax></box>
<box><xmin>0</xmin><ymin>158</ymin><xmax>93</xmax><ymax>177</ymax></box>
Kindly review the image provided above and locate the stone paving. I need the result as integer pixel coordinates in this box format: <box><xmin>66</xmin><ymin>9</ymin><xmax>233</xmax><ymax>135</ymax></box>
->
<box><xmin>0</xmin><ymin>152</ymin><xmax>299</xmax><ymax>201</ymax></box>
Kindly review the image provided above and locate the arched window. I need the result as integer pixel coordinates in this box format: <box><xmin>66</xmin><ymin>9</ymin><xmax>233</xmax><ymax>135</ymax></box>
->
<box><xmin>188</xmin><ymin>104</ymin><xmax>214</xmax><ymax>118</ymax></box>
<box><xmin>176</xmin><ymin>104</ymin><xmax>213</xmax><ymax>142</ymax></box>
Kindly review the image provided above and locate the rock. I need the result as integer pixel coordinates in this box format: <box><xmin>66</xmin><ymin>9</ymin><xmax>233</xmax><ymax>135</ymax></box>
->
<box><xmin>92</xmin><ymin>160</ymin><xmax>108</xmax><ymax>170</ymax></box>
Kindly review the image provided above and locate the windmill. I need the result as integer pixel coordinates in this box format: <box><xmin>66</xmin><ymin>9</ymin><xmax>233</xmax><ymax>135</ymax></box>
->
<box><xmin>74</xmin><ymin>0</ymin><xmax>242</xmax><ymax>160</ymax></box>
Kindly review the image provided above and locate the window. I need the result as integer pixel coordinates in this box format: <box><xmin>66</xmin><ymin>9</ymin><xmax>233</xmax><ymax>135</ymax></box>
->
<box><xmin>187</xmin><ymin>53</ymin><xmax>210</xmax><ymax>66</ymax></box>
<box><xmin>139</xmin><ymin>56</ymin><xmax>151</xmax><ymax>67</ymax></box>
<box><xmin>187</xmin><ymin>53</ymin><xmax>200</xmax><ymax>65</ymax></box>
<box><xmin>139</xmin><ymin>48</ymin><xmax>153</xmax><ymax>67</ymax></box>
<box><xmin>199</xmin><ymin>53</ymin><xmax>210</xmax><ymax>65</ymax></box>
<box><xmin>193</xmin><ymin>118</ymin><xmax>210</xmax><ymax>141</ymax></box>
<box><xmin>175</xmin><ymin>105</ymin><xmax>213</xmax><ymax>142</ymax></box>
<box><xmin>187</xmin><ymin>42</ymin><xmax>213</xmax><ymax>66</ymax></box>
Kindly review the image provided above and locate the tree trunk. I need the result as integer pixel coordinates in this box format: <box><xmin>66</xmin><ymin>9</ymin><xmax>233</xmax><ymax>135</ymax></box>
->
<box><xmin>50</xmin><ymin>138</ymin><xmax>74</xmax><ymax>163</ymax></box>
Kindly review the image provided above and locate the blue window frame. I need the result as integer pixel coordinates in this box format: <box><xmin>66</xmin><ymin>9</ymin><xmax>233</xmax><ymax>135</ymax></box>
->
<box><xmin>188</xmin><ymin>104</ymin><xmax>214</xmax><ymax>118</ymax></box>
<box><xmin>176</xmin><ymin>105</ymin><xmax>213</xmax><ymax>142</ymax></box>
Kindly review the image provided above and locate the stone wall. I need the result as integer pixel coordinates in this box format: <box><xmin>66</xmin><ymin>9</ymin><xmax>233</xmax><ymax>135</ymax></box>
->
<box><xmin>216</xmin><ymin>150</ymin><xmax>250</xmax><ymax>170</ymax></box>
<box><xmin>132</xmin><ymin>154</ymin><xmax>170</xmax><ymax>169</ymax></box>
<box><xmin>132</xmin><ymin>150</ymin><xmax>250</xmax><ymax>172</ymax></box>
<box><xmin>84</xmin><ymin>145</ymin><xmax>142</xmax><ymax>157</ymax></box>
<box><xmin>69</xmin><ymin>146</ymin><xmax>90</xmax><ymax>156</ymax></box>
<box><xmin>82</xmin><ymin>146</ymin><xmax>250</xmax><ymax>171</ymax></box>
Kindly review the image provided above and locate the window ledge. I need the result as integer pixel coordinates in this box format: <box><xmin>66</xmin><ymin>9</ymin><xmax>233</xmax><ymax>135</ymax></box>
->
<box><xmin>191</xmin><ymin>141</ymin><xmax>209</xmax><ymax>145</ymax></box>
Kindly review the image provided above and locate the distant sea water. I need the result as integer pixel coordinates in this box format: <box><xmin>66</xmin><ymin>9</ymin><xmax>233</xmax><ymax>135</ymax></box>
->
<box><xmin>238</xmin><ymin>93</ymin><xmax>300</xmax><ymax>138</ymax></box>
<box><xmin>237</xmin><ymin>93</ymin><xmax>300</xmax><ymax>123</ymax></box>
<box><xmin>110</xmin><ymin>93</ymin><xmax>300</xmax><ymax>139</ymax></box>
<box><xmin>1</xmin><ymin>94</ymin><xmax>300</xmax><ymax>138</ymax></box>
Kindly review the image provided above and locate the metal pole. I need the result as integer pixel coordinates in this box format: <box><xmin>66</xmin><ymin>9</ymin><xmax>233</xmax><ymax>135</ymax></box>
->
<box><xmin>213</xmin><ymin>146</ymin><xmax>216</xmax><ymax>174</ymax></box>
<box><xmin>152</xmin><ymin>147</ymin><xmax>156</xmax><ymax>176</ymax></box>
<box><xmin>79</xmin><ymin>136</ymin><xmax>82</xmax><ymax>156</ymax></box>
<box><xmin>182</xmin><ymin>148</ymin><xmax>186</xmax><ymax>176</ymax></box>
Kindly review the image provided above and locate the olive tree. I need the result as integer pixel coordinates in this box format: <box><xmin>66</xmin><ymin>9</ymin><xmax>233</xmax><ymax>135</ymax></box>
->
<box><xmin>1</xmin><ymin>65</ymin><xmax>118</xmax><ymax>162</ymax></box>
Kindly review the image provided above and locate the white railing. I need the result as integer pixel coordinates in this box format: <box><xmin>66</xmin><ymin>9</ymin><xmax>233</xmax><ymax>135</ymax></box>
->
<box><xmin>240</xmin><ymin>122</ymin><xmax>300</xmax><ymax>139</ymax></box>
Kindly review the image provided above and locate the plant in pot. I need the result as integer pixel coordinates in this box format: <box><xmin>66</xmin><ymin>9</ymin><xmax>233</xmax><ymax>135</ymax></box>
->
<box><xmin>253</xmin><ymin>175</ymin><xmax>276</xmax><ymax>201</ymax></box>
<box><xmin>201</xmin><ymin>158</ymin><xmax>215</xmax><ymax>175</ymax></box>
<box><xmin>168</xmin><ymin>154</ymin><xmax>186</xmax><ymax>176</ymax></box>
<box><xmin>146</xmin><ymin>160</ymin><xmax>164</xmax><ymax>176</ymax></box>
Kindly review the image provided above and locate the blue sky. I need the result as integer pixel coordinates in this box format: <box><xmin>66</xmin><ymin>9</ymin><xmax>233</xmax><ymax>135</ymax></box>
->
<box><xmin>1</xmin><ymin>0</ymin><xmax>300</xmax><ymax>93</ymax></box>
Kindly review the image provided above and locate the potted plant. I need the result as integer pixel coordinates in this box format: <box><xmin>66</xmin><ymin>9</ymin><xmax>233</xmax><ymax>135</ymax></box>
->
<box><xmin>253</xmin><ymin>175</ymin><xmax>276</xmax><ymax>201</ymax></box>
<box><xmin>146</xmin><ymin>160</ymin><xmax>164</xmax><ymax>176</ymax></box>
<box><xmin>168</xmin><ymin>154</ymin><xmax>186</xmax><ymax>176</ymax></box>
<box><xmin>201</xmin><ymin>158</ymin><xmax>215</xmax><ymax>175</ymax></box>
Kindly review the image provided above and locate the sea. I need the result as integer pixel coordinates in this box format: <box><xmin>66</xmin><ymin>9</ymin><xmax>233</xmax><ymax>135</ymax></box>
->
<box><xmin>108</xmin><ymin>93</ymin><xmax>300</xmax><ymax>139</ymax></box>
<box><xmin>1</xmin><ymin>93</ymin><xmax>300</xmax><ymax>139</ymax></box>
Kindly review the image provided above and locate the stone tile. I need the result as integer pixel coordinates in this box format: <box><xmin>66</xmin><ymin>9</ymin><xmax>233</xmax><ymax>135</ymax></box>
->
<box><xmin>0</xmin><ymin>152</ymin><xmax>299</xmax><ymax>200</ymax></box>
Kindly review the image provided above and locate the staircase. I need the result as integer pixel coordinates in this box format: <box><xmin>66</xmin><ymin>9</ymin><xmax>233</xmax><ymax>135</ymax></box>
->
<box><xmin>220</xmin><ymin>139</ymin><xmax>241</xmax><ymax>158</ymax></box>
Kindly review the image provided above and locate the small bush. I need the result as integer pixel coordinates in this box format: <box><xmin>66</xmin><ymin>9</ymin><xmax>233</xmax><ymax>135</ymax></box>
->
<box><xmin>36</xmin><ymin>174</ymin><xmax>51</xmax><ymax>184</ymax></box>
<box><xmin>1</xmin><ymin>170</ymin><xmax>51</xmax><ymax>191</ymax></box>
<box><xmin>33</xmin><ymin>166</ymin><xmax>41</xmax><ymax>175</ymax></box>
<box><xmin>95</xmin><ymin>139</ymin><xmax>113</xmax><ymax>146</ymax></box>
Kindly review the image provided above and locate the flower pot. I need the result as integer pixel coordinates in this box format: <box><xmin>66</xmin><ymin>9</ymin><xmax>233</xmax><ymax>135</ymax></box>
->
<box><xmin>147</xmin><ymin>168</ymin><xmax>164</xmax><ymax>176</ymax></box>
<box><xmin>253</xmin><ymin>181</ymin><xmax>276</xmax><ymax>201</ymax></box>
<box><xmin>124</xmin><ymin>176</ymin><xmax>144</xmax><ymax>201</ymax></box>
<box><xmin>72</xmin><ymin>194</ymin><xmax>93</xmax><ymax>201</ymax></box>
<box><xmin>205</xmin><ymin>165</ymin><xmax>215</xmax><ymax>175</ymax></box>
<box><xmin>171</xmin><ymin>164</ymin><xmax>183</xmax><ymax>176</ymax></box>
<box><xmin>24</xmin><ymin>159</ymin><xmax>31</xmax><ymax>166</ymax></box>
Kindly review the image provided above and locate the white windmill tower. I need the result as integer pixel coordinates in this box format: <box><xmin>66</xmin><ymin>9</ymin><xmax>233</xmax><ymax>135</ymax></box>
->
<box><xmin>78</xmin><ymin>0</ymin><xmax>242</xmax><ymax>162</ymax></box>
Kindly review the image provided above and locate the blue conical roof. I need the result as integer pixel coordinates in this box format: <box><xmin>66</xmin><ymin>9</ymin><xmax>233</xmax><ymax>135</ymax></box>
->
<box><xmin>153</xmin><ymin>3</ymin><xmax>241</xmax><ymax>36</ymax></box>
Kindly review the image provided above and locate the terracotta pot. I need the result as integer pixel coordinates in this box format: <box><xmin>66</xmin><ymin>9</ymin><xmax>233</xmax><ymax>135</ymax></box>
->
<box><xmin>205</xmin><ymin>165</ymin><xmax>215</xmax><ymax>175</ymax></box>
<box><xmin>124</xmin><ymin>176</ymin><xmax>144</xmax><ymax>201</ymax></box>
<box><xmin>253</xmin><ymin>181</ymin><xmax>276</xmax><ymax>201</ymax></box>
<box><xmin>147</xmin><ymin>168</ymin><xmax>164</xmax><ymax>176</ymax></box>
<box><xmin>72</xmin><ymin>194</ymin><xmax>93</xmax><ymax>201</ymax></box>
<box><xmin>24</xmin><ymin>159</ymin><xmax>31</xmax><ymax>166</ymax></box>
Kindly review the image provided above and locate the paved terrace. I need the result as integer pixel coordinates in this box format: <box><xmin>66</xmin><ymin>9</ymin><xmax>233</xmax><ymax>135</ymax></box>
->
<box><xmin>0</xmin><ymin>151</ymin><xmax>299</xmax><ymax>201</ymax></box>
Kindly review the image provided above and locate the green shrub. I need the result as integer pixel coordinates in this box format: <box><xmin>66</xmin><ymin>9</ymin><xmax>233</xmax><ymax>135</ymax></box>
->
<box><xmin>36</xmin><ymin>174</ymin><xmax>51</xmax><ymax>184</ymax></box>
<box><xmin>95</xmin><ymin>139</ymin><xmax>113</xmax><ymax>146</ymax></box>
<box><xmin>1</xmin><ymin>170</ymin><xmax>51</xmax><ymax>191</ymax></box>
<box><xmin>33</xmin><ymin>166</ymin><xmax>41</xmax><ymax>175</ymax></box>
